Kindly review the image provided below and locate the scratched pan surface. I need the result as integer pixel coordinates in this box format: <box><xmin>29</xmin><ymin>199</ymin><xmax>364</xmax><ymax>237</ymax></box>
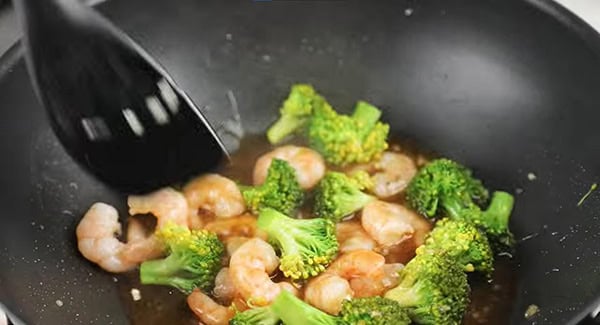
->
<box><xmin>1</xmin><ymin>0</ymin><xmax>600</xmax><ymax>324</ymax></box>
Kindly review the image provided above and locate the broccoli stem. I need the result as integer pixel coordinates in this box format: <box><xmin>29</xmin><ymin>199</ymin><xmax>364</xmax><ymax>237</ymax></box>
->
<box><xmin>352</xmin><ymin>101</ymin><xmax>382</xmax><ymax>131</ymax></box>
<box><xmin>441</xmin><ymin>194</ymin><xmax>465</xmax><ymax>220</ymax></box>
<box><xmin>267</xmin><ymin>115</ymin><xmax>307</xmax><ymax>144</ymax></box>
<box><xmin>482</xmin><ymin>191</ymin><xmax>514</xmax><ymax>230</ymax></box>
<box><xmin>334</xmin><ymin>191</ymin><xmax>375</xmax><ymax>221</ymax></box>
<box><xmin>140</xmin><ymin>256</ymin><xmax>189</xmax><ymax>288</ymax></box>
<box><xmin>384</xmin><ymin>272</ymin><xmax>422</xmax><ymax>307</ymax></box>
<box><xmin>256</xmin><ymin>209</ymin><xmax>298</xmax><ymax>254</ymax></box>
<box><xmin>271</xmin><ymin>290</ymin><xmax>338</xmax><ymax>325</ymax></box>
<box><xmin>385</xmin><ymin>285</ymin><xmax>422</xmax><ymax>307</ymax></box>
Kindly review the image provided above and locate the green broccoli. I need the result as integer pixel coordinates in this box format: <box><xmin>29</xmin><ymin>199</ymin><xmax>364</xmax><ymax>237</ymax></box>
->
<box><xmin>340</xmin><ymin>296</ymin><xmax>411</xmax><ymax>325</ymax></box>
<box><xmin>239</xmin><ymin>159</ymin><xmax>304</xmax><ymax>215</ymax></box>
<box><xmin>308</xmin><ymin>100</ymin><xmax>389</xmax><ymax>166</ymax></box>
<box><xmin>257</xmin><ymin>208</ymin><xmax>338</xmax><ymax>280</ymax></box>
<box><xmin>405</xmin><ymin>159</ymin><xmax>515</xmax><ymax>252</ymax></box>
<box><xmin>139</xmin><ymin>223</ymin><xmax>224</xmax><ymax>293</ymax></box>
<box><xmin>385</xmin><ymin>253</ymin><xmax>470</xmax><ymax>325</ymax></box>
<box><xmin>271</xmin><ymin>290</ymin><xmax>338</xmax><ymax>325</ymax></box>
<box><xmin>267</xmin><ymin>84</ymin><xmax>318</xmax><ymax>144</ymax></box>
<box><xmin>229</xmin><ymin>306</ymin><xmax>280</xmax><ymax>325</ymax></box>
<box><xmin>467</xmin><ymin>191</ymin><xmax>516</xmax><ymax>253</ymax></box>
<box><xmin>417</xmin><ymin>218</ymin><xmax>494</xmax><ymax>275</ymax></box>
<box><xmin>406</xmin><ymin>158</ymin><xmax>489</xmax><ymax>218</ymax></box>
<box><xmin>314</xmin><ymin>171</ymin><xmax>376</xmax><ymax>222</ymax></box>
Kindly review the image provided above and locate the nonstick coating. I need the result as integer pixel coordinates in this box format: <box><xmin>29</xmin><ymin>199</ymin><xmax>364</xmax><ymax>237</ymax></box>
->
<box><xmin>1</xmin><ymin>0</ymin><xmax>600</xmax><ymax>324</ymax></box>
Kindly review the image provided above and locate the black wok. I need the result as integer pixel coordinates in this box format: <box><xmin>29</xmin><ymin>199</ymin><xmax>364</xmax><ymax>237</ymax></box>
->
<box><xmin>1</xmin><ymin>0</ymin><xmax>599</xmax><ymax>324</ymax></box>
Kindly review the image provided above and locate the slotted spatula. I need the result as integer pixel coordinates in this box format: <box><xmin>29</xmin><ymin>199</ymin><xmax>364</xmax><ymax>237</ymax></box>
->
<box><xmin>13</xmin><ymin>0</ymin><xmax>229</xmax><ymax>193</ymax></box>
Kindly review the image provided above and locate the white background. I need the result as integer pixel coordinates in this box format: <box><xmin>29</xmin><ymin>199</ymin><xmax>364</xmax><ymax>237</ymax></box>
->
<box><xmin>555</xmin><ymin>0</ymin><xmax>600</xmax><ymax>31</ymax></box>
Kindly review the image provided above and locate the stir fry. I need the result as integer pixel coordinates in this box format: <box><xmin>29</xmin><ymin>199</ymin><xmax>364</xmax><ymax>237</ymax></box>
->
<box><xmin>75</xmin><ymin>84</ymin><xmax>516</xmax><ymax>325</ymax></box>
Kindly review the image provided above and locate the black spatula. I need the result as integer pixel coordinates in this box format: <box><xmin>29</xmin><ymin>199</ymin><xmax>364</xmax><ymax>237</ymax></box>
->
<box><xmin>13</xmin><ymin>0</ymin><xmax>229</xmax><ymax>193</ymax></box>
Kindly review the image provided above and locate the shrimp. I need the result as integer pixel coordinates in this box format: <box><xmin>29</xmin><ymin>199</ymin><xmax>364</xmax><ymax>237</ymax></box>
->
<box><xmin>351</xmin><ymin>152</ymin><xmax>417</xmax><ymax>198</ymax></box>
<box><xmin>77</xmin><ymin>203</ymin><xmax>159</xmax><ymax>273</ymax></box>
<box><xmin>213</xmin><ymin>267</ymin><xmax>237</xmax><ymax>305</ymax></box>
<box><xmin>371</xmin><ymin>152</ymin><xmax>417</xmax><ymax>198</ymax></box>
<box><xmin>329</xmin><ymin>250</ymin><xmax>387</xmax><ymax>298</ymax></box>
<box><xmin>327</xmin><ymin>250</ymin><xmax>386</xmax><ymax>280</ymax></box>
<box><xmin>381</xmin><ymin>263</ymin><xmax>404</xmax><ymax>289</ymax></box>
<box><xmin>350</xmin><ymin>262</ymin><xmax>405</xmax><ymax>298</ymax></box>
<box><xmin>183</xmin><ymin>174</ymin><xmax>245</xmax><ymax>220</ymax></box>
<box><xmin>361</xmin><ymin>201</ymin><xmax>415</xmax><ymax>247</ymax></box>
<box><xmin>203</xmin><ymin>213</ymin><xmax>264</xmax><ymax>242</ymax></box>
<box><xmin>225</xmin><ymin>236</ymin><xmax>251</xmax><ymax>258</ymax></box>
<box><xmin>187</xmin><ymin>289</ymin><xmax>235</xmax><ymax>325</ymax></box>
<box><xmin>304</xmin><ymin>273</ymin><xmax>353</xmax><ymax>315</ymax></box>
<box><xmin>229</xmin><ymin>238</ymin><xmax>297</xmax><ymax>306</ymax></box>
<box><xmin>304</xmin><ymin>250</ymin><xmax>386</xmax><ymax>314</ymax></box>
<box><xmin>379</xmin><ymin>208</ymin><xmax>432</xmax><ymax>264</ymax></box>
<box><xmin>119</xmin><ymin>218</ymin><xmax>164</xmax><ymax>264</ymax></box>
<box><xmin>128</xmin><ymin>187</ymin><xmax>188</xmax><ymax>228</ymax></box>
<box><xmin>348</xmin><ymin>277</ymin><xmax>385</xmax><ymax>298</ymax></box>
<box><xmin>253</xmin><ymin>145</ymin><xmax>326</xmax><ymax>189</ymax></box>
<box><xmin>336</xmin><ymin>221</ymin><xmax>376</xmax><ymax>253</ymax></box>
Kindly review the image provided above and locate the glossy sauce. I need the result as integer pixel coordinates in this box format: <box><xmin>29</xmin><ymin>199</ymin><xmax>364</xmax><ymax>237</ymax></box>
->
<box><xmin>118</xmin><ymin>135</ymin><xmax>517</xmax><ymax>324</ymax></box>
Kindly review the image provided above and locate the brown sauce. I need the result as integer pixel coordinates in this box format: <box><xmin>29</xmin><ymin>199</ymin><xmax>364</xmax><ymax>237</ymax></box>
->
<box><xmin>118</xmin><ymin>134</ymin><xmax>517</xmax><ymax>324</ymax></box>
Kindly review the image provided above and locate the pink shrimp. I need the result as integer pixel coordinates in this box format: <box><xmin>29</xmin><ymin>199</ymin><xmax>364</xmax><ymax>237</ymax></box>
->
<box><xmin>253</xmin><ymin>145</ymin><xmax>325</xmax><ymax>189</ymax></box>
<box><xmin>229</xmin><ymin>238</ymin><xmax>297</xmax><ymax>306</ymax></box>
<box><xmin>187</xmin><ymin>290</ymin><xmax>235</xmax><ymax>325</ymax></box>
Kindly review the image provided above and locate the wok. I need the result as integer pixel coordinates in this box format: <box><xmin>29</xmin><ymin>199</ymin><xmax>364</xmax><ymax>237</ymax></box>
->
<box><xmin>1</xmin><ymin>0</ymin><xmax>599</xmax><ymax>324</ymax></box>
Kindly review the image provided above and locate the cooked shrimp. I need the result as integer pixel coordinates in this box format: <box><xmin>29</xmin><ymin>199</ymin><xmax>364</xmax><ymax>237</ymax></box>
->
<box><xmin>371</xmin><ymin>152</ymin><xmax>417</xmax><ymax>198</ymax></box>
<box><xmin>305</xmin><ymin>250</ymin><xmax>386</xmax><ymax>314</ymax></box>
<box><xmin>253</xmin><ymin>145</ymin><xmax>325</xmax><ymax>189</ymax></box>
<box><xmin>213</xmin><ymin>267</ymin><xmax>237</xmax><ymax>305</ymax></box>
<box><xmin>336</xmin><ymin>221</ymin><xmax>376</xmax><ymax>253</ymax></box>
<box><xmin>379</xmin><ymin>209</ymin><xmax>432</xmax><ymax>264</ymax></box>
<box><xmin>351</xmin><ymin>152</ymin><xmax>417</xmax><ymax>198</ymax></box>
<box><xmin>327</xmin><ymin>250</ymin><xmax>386</xmax><ymax>280</ymax></box>
<box><xmin>77</xmin><ymin>203</ymin><xmax>158</xmax><ymax>272</ymax></box>
<box><xmin>187</xmin><ymin>289</ymin><xmax>235</xmax><ymax>325</ymax></box>
<box><xmin>381</xmin><ymin>263</ymin><xmax>404</xmax><ymax>288</ymax></box>
<box><xmin>119</xmin><ymin>218</ymin><xmax>164</xmax><ymax>264</ymax></box>
<box><xmin>229</xmin><ymin>238</ymin><xmax>297</xmax><ymax>306</ymax></box>
<box><xmin>346</xmin><ymin>262</ymin><xmax>404</xmax><ymax>298</ymax></box>
<box><xmin>361</xmin><ymin>201</ymin><xmax>415</xmax><ymax>247</ymax></box>
<box><xmin>225</xmin><ymin>236</ymin><xmax>251</xmax><ymax>258</ymax></box>
<box><xmin>203</xmin><ymin>214</ymin><xmax>263</xmax><ymax>242</ymax></box>
<box><xmin>348</xmin><ymin>277</ymin><xmax>385</xmax><ymax>298</ymax></box>
<box><xmin>183</xmin><ymin>174</ymin><xmax>245</xmax><ymax>219</ymax></box>
<box><xmin>126</xmin><ymin>217</ymin><xmax>148</xmax><ymax>242</ymax></box>
<box><xmin>128</xmin><ymin>187</ymin><xmax>188</xmax><ymax>228</ymax></box>
<box><xmin>304</xmin><ymin>273</ymin><xmax>353</xmax><ymax>315</ymax></box>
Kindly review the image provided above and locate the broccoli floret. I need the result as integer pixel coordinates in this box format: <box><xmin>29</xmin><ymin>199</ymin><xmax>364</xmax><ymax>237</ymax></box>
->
<box><xmin>267</xmin><ymin>84</ymin><xmax>317</xmax><ymax>144</ymax></box>
<box><xmin>340</xmin><ymin>296</ymin><xmax>411</xmax><ymax>325</ymax></box>
<box><xmin>406</xmin><ymin>159</ymin><xmax>515</xmax><ymax>252</ymax></box>
<box><xmin>271</xmin><ymin>290</ymin><xmax>338</xmax><ymax>325</ymax></box>
<box><xmin>417</xmin><ymin>218</ymin><xmax>494</xmax><ymax>275</ymax></box>
<box><xmin>257</xmin><ymin>208</ymin><xmax>338</xmax><ymax>280</ymax></box>
<box><xmin>314</xmin><ymin>171</ymin><xmax>376</xmax><ymax>222</ymax></box>
<box><xmin>468</xmin><ymin>191</ymin><xmax>516</xmax><ymax>253</ymax></box>
<box><xmin>240</xmin><ymin>159</ymin><xmax>304</xmax><ymax>215</ymax></box>
<box><xmin>229</xmin><ymin>306</ymin><xmax>280</xmax><ymax>325</ymax></box>
<box><xmin>406</xmin><ymin>159</ymin><xmax>489</xmax><ymax>218</ymax></box>
<box><xmin>308</xmin><ymin>100</ymin><xmax>390</xmax><ymax>166</ymax></box>
<box><xmin>139</xmin><ymin>223</ymin><xmax>224</xmax><ymax>293</ymax></box>
<box><xmin>437</xmin><ymin>190</ymin><xmax>515</xmax><ymax>253</ymax></box>
<box><xmin>385</xmin><ymin>253</ymin><xmax>470</xmax><ymax>325</ymax></box>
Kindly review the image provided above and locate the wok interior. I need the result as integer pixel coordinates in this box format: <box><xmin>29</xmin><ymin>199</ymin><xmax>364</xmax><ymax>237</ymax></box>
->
<box><xmin>1</xmin><ymin>0</ymin><xmax>600</xmax><ymax>324</ymax></box>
